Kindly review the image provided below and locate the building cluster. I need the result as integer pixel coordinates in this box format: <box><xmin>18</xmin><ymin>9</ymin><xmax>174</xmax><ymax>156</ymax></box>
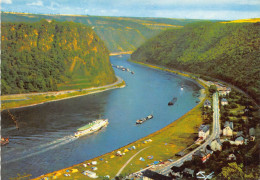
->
<box><xmin>207</xmin><ymin>81</ymin><xmax>231</xmax><ymax>96</ymax></box>
<box><xmin>171</xmin><ymin>168</ymin><xmax>195</xmax><ymax>179</ymax></box>
<box><xmin>191</xmin><ymin>88</ymin><xmax>255</xmax><ymax>165</ymax></box>
<box><xmin>222</xmin><ymin>122</ymin><xmax>255</xmax><ymax>146</ymax></box>
<box><xmin>170</xmin><ymin>124</ymin><xmax>255</xmax><ymax>179</ymax></box>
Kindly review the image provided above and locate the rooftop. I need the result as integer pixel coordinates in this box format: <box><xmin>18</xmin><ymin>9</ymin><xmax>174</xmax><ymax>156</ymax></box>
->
<box><xmin>193</xmin><ymin>150</ymin><xmax>206</xmax><ymax>158</ymax></box>
<box><xmin>224</xmin><ymin>121</ymin><xmax>233</xmax><ymax>130</ymax></box>
<box><xmin>142</xmin><ymin>170</ymin><xmax>172</xmax><ymax>180</ymax></box>
<box><xmin>235</xmin><ymin>136</ymin><xmax>244</xmax><ymax>141</ymax></box>
<box><xmin>199</xmin><ymin>124</ymin><xmax>210</xmax><ymax>133</ymax></box>
<box><xmin>249</xmin><ymin>128</ymin><xmax>255</xmax><ymax>136</ymax></box>
<box><xmin>183</xmin><ymin>168</ymin><xmax>194</xmax><ymax>175</ymax></box>
<box><xmin>204</xmin><ymin>99</ymin><xmax>211</xmax><ymax>106</ymax></box>
<box><xmin>221</xmin><ymin>98</ymin><xmax>228</xmax><ymax>102</ymax></box>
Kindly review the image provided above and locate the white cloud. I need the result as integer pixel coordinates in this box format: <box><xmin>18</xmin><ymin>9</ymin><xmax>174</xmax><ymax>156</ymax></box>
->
<box><xmin>168</xmin><ymin>0</ymin><xmax>259</xmax><ymax>5</ymax></box>
<box><xmin>27</xmin><ymin>1</ymin><xmax>43</xmax><ymax>6</ymax></box>
<box><xmin>2</xmin><ymin>0</ymin><xmax>12</xmax><ymax>4</ymax></box>
<box><xmin>153</xmin><ymin>9</ymin><xmax>260</xmax><ymax>20</ymax></box>
<box><xmin>47</xmin><ymin>2</ymin><xmax>61</xmax><ymax>10</ymax></box>
<box><xmin>121</xmin><ymin>0</ymin><xmax>260</xmax><ymax>6</ymax></box>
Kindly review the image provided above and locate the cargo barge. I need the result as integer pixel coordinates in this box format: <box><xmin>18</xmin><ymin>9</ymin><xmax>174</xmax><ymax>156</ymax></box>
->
<box><xmin>168</xmin><ymin>97</ymin><xmax>177</xmax><ymax>106</ymax></box>
<box><xmin>136</xmin><ymin>115</ymin><xmax>153</xmax><ymax>124</ymax></box>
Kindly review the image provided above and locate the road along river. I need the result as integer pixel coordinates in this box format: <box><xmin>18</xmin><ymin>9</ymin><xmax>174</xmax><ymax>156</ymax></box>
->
<box><xmin>1</xmin><ymin>54</ymin><xmax>203</xmax><ymax>179</ymax></box>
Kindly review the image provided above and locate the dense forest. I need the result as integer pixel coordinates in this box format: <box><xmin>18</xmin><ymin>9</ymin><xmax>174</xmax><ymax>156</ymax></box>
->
<box><xmin>2</xmin><ymin>12</ymin><xmax>213</xmax><ymax>52</ymax></box>
<box><xmin>1</xmin><ymin>20</ymin><xmax>116</xmax><ymax>94</ymax></box>
<box><xmin>131</xmin><ymin>22</ymin><xmax>260</xmax><ymax>102</ymax></box>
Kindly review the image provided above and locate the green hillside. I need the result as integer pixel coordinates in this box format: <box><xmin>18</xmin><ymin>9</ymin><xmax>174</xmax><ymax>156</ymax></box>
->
<box><xmin>1</xmin><ymin>20</ymin><xmax>116</xmax><ymax>94</ymax></box>
<box><xmin>1</xmin><ymin>12</ymin><xmax>210</xmax><ymax>52</ymax></box>
<box><xmin>131</xmin><ymin>22</ymin><xmax>260</xmax><ymax>102</ymax></box>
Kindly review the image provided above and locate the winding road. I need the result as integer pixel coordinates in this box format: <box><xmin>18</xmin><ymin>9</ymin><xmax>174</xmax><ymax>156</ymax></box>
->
<box><xmin>159</xmin><ymin>92</ymin><xmax>220</xmax><ymax>175</ymax></box>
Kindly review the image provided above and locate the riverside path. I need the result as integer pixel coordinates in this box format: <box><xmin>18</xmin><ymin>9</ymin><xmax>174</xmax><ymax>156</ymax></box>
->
<box><xmin>159</xmin><ymin>92</ymin><xmax>220</xmax><ymax>175</ymax></box>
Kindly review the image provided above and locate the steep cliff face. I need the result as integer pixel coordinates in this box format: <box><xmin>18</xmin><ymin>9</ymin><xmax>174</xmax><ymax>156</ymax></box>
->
<box><xmin>1</xmin><ymin>20</ymin><xmax>117</xmax><ymax>94</ymax></box>
<box><xmin>131</xmin><ymin>22</ymin><xmax>260</xmax><ymax>102</ymax></box>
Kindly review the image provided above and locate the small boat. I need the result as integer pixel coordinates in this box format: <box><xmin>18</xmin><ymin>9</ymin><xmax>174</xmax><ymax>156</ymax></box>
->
<box><xmin>131</xmin><ymin>71</ymin><xmax>134</xmax><ymax>74</ymax></box>
<box><xmin>168</xmin><ymin>97</ymin><xmax>177</xmax><ymax>106</ymax></box>
<box><xmin>146</xmin><ymin>114</ymin><xmax>153</xmax><ymax>119</ymax></box>
<box><xmin>136</xmin><ymin>118</ymin><xmax>146</xmax><ymax>124</ymax></box>
<box><xmin>1</xmin><ymin>137</ymin><xmax>9</xmax><ymax>146</ymax></box>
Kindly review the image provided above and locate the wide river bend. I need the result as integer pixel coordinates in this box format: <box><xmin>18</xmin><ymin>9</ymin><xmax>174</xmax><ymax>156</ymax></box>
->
<box><xmin>1</xmin><ymin>55</ymin><xmax>202</xmax><ymax>179</ymax></box>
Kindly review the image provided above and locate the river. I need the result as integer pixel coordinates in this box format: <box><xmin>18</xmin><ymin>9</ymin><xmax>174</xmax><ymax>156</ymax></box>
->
<box><xmin>1</xmin><ymin>54</ymin><xmax>202</xmax><ymax>179</ymax></box>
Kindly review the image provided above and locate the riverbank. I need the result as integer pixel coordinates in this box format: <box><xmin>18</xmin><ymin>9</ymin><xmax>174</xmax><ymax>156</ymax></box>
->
<box><xmin>1</xmin><ymin>76</ymin><xmax>125</xmax><ymax>111</ymax></box>
<box><xmin>109</xmin><ymin>51</ymin><xmax>133</xmax><ymax>56</ymax></box>
<box><xmin>34</xmin><ymin>62</ymin><xmax>208</xmax><ymax>180</ymax></box>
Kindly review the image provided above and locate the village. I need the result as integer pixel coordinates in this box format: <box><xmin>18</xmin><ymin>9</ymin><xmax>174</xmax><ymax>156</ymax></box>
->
<box><xmin>165</xmin><ymin>81</ymin><xmax>258</xmax><ymax>179</ymax></box>
<box><xmin>127</xmin><ymin>80</ymin><xmax>258</xmax><ymax>180</ymax></box>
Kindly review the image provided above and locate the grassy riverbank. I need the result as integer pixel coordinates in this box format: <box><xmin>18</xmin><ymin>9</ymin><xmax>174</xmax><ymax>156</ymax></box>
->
<box><xmin>34</xmin><ymin>62</ymin><xmax>209</xmax><ymax>180</ymax></box>
<box><xmin>1</xmin><ymin>77</ymin><xmax>125</xmax><ymax>111</ymax></box>
<box><xmin>130</xmin><ymin>60</ymin><xmax>197</xmax><ymax>80</ymax></box>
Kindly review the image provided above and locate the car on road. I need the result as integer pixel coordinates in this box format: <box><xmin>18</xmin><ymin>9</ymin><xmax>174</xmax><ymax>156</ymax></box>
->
<box><xmin>168</xmin><ymin>159</ymin><xmax>174</xmax><ymax>162</ymax></box>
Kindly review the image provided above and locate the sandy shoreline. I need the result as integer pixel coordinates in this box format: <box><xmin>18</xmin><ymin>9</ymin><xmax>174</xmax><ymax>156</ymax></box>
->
<box><xmin>1</xmin><ymin>76</ymin><xmax>125</xmax><ymax>111</ymax></box>
<box><xmin>109</xmin><ymin>51</ymin><xmax>133</xmax><ymax>56</ymax></box>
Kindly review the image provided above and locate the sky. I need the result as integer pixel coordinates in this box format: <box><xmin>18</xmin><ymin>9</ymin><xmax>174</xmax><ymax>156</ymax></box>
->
<box><xmin>1</xmin><ymin>0</ymin><xmax>260</xmax><ymax>20</ymax></box>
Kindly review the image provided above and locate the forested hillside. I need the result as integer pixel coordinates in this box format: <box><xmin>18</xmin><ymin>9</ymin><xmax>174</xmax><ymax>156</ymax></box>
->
<box><xmin>1</xmin><ymin>20</ymin><xmax>116</xmax><ymax>94</ymax></box>
<box><xmin>131</xmin><ymin>22</ymin><xmax>260</xmax><ymax>102</ymax></box>
<box><xmin>1</xmin><ymin>12</ymin><xmax>210</xmax><ymax>52</ymax></box>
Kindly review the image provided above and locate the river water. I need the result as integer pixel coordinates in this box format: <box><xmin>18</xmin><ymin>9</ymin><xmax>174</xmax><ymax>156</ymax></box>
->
<box><xmin>1</xmin><ymin>55</ymin><xmax>202</xmax><ymax>179</ymax></box>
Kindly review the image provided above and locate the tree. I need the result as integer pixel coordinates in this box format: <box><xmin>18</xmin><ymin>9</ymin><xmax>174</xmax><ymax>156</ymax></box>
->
<box><xmin>219</xmin><ymin>162</ymin><xmax>254</xmax><ymax>179</ymax></box>
<box><xmin>222</xmin><ymin>141</ymin><xmax>231</xmax><ymax>151</ymax></box>
<box><xmin>229</xmin><ymin>102</ymin><xmax>238</xmax><ymax>109</ymax></box>
<box><xmin>209</xmin><ymin>85</ymin><xmax>217</xmax><ymax>94</ymax></box>
<box><xmin>1</xmin><ymin>21</ymin><xmax>116</xmax><ymax>95</ymax></box>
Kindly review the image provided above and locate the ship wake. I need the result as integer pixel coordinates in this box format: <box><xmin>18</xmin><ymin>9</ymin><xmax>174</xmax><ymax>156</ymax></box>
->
<box><xmin>2</xmin><ymin>135</ymin><xmax>78</xmax><ymax>164</ymax></box>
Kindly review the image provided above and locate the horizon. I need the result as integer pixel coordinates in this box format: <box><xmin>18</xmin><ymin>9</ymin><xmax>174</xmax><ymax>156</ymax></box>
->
<box><xmin>1</xmin><ymin>0</ymin><xmax>260</xmax><ymax>20</ymax></box>
<box><xmin>2</xmin><ymin>11</ymin><xmax>225</xmax><ymax>21</ymax></box>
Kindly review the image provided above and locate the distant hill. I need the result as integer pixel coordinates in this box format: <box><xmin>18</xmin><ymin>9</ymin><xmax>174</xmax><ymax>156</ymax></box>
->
<box><xmin>1</xmin><ymin>12</ymin><xmax>212</xmax><ymax>52</ymax></box>
<box><xmin>220</xmin><ymin>18</ymin><xmax>260</xmax><ymax>23</ymax></box>
<box><xmin>1</xmin><ymin>20</ymin><xmax>116</xmax><ymax>94</ymax></box>
<box><xmin>131</xmin><ymin>22</ymin><xmax>260</xmax><ymax>102</ymax></box>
